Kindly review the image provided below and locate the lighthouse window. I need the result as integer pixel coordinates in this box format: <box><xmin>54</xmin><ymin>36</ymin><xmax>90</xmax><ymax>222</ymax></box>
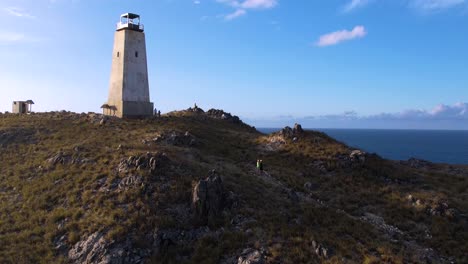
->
<box><xmin>117</xmin><ymin>52</ymin><xmax>120</xmax><ymax>57</ymax></box>
<box><xmin>135</xmin><ymin>51</ymin><xmax>139</xmax><ymax>58</ymax></box>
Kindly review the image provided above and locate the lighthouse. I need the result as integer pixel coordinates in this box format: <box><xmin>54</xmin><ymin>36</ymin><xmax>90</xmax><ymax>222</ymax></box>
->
<box><xmin>104</xmin><ymin>13</ymin><xmax>154</xmax><ymax>118</ymax></box>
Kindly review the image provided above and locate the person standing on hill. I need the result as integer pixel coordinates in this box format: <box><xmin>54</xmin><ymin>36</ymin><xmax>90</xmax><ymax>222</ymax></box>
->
<box><xmin>259</xmin><ymin>160</ymin><xmax>264</xmax><ymax>171</ymax></box>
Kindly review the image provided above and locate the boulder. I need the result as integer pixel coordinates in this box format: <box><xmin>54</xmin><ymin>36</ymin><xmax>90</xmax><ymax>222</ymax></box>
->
<box><xmin>237</xmin><ymin>248</ymin><xmax>264</xmax><ymax>264</ymax></box>
<box><xmin>349</xmin><ymin>150</ymin><xmax>366</xmax><ymax>163</ymax></box>
<box><xmin>311</xmin><ymin>240</ymin><xmax>330</xmax><ymax>259</ymax></box>
<box><xmin>293</xmin><ymin>123</ymin><xmax>304</xmax><ymax>134</ymax></box>
<box><xmin>279</xmin><ymin>126</ymin><xmax>294</xmax><ymax>138</ymax></box>
<box><xmin>192</xmin><ymin>170</ymin><xmax>226</xmax><ymax>224</ymax></box>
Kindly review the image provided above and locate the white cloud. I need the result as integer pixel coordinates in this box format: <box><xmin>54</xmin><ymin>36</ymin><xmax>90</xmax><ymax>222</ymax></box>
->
<box><xmin>315</xmin><ymin>26</ymin><xmax>367</xmax><ymax>47</ymax></box>
<box><xmin>225</xmin><ymin>9</ymin><xmax>247</xmax><ymax>20</ymax></box>
<box><xmin>315</xmin><ymin>103</ymin><xmax>468</xmax><ymax>121</ymax></box>
<box><xmin>410</xmin><ymin>0</ymin><xmax>465</xmax><ymax>11</ymax></box>
<box><xmin>0</xmin><ymin>32</ymin><xmax>26</xmax><ymax>43</ymax></box>
<box><xmin>343</xmin><ymin>0</ymin><xmax>372</xmax><ymax>12</ymax></box>
<box><xmin>240</xmin><ymin>0</ymin><xmax>277</xmax><ymax>9</ymax></box>
<box><xmin>3</xmin><ymin>7</ymin><xmax>35</xmax><ymax>18</ymax></box>
<box><xmin>245</xmin><ymin>103</ymin><xmax>468</xmax><ymax>129</ymax></box>
<box><xmin>342</xmin><ymin>0</ymin><xmax>466</xmax><ymax>13</ymax></box>
<box><xmin>217</xmin><ymin>0</ymin><xmax>277</xmax><ymax>20</ymax></box>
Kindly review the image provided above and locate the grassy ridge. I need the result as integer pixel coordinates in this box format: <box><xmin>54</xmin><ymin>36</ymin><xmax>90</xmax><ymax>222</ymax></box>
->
<box><xmin>0</xmin><ymin>112</ymin><xmax>467</xmax><ymax>263</ymax></box>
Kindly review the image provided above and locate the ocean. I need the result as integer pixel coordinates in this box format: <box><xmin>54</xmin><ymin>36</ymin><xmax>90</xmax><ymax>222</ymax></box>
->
<box><xmin>258</xmin><ymin>128</ymin><xmax>468</xmax><ymax>165</ymax></box>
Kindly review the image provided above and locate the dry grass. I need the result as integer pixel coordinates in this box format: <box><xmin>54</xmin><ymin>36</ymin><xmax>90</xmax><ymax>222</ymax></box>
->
<box><xmin>0</xmin><ymin>112</ymin><xmax>467</xmax><ymax>263</ymax></box>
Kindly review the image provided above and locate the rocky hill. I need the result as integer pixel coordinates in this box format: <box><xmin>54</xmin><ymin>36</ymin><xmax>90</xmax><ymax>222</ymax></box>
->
<box><xmin>0</xmin><ymin>109</ymin><xmax>467</xmax><ymax>264</ymax></box>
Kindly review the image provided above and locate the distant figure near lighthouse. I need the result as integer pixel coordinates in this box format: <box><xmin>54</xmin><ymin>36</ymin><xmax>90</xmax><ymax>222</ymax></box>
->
<box><xmin>104</xmin><ymin>13</ymin><xmax>154</xmax><ymax>118</ymax></box>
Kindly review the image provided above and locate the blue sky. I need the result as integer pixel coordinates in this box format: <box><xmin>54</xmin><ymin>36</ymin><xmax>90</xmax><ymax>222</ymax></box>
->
<box><xmin>1</xmin><ymin>0</ymin><xmax>467</xmax><ymax>129</ymax></box>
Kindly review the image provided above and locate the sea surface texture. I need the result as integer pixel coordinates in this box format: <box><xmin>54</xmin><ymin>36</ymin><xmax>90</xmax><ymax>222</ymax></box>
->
<box><xmin>259</xmin><ymin>128</ymin><xmax>468</xmax><ymax>165</ymax></box>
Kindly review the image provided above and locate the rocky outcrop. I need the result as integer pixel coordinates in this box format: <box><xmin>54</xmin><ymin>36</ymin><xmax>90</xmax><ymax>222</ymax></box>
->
<box><xmin>333</xmin><ymin>149</ymin><xmax>368</xmax><ymax>169</ymax></box>
<box><xmin>118</xmin><ymin>175</ymin><xmax>144</xmax><ymax>191</ymax></box>
<box><xmin>293</xmin><ymin>123</ymin><xmax>304</xmax><ymax>133</ymax></box>
<box><xmin>237</xmin><ymin>248</ymin><xmax>264</xmax><ymax>264</ymax></box>
<box><xmin>279</xmin><ymin>123</ymin><xmax>304</xmax><ymax>139</ymax></box>
<box><xmin>361</xmin><ymin>213</ymin><xmax>403</xmax><ymax>236</ymax></box>
<box><xmin>206</xmin><ymin>109</ymin><xmax>242</xmax><ymax>124</ymax></box>
<box><xmin>68</xmin><ymin>232</ymin><xmax>108</xmax><ymax>264</ymax></box>
<box><xmin>311</xmin><ymin>240</ymin><xmax>330</xmax><ymax>259</ymax></box>
<box><xmin>407</xmin><ymin>195</ymin><xmax>457</xmax><ymax>218</ymax></box>
<box><xmin>403</xmin><ymin>158</ymin><xmax>433</xmax><ymax>169</ymax></box>
<box><xmin>263</xmin><ymin>124</ymin><xmax>306</xmax><ymax>151</ymax></box>
<box><xmin>167</xmin><ymin>131</ymin><xmax>197</xmax><ymax>146</ymax></box>
<box><xmin>47</xmin><ymin>152</ymin><xmax>94</xmax><ymax>165</ymax></box>
<box><xmin>187</xmin><ymin>105</ymin><xmax>205</xmax><ymax>114</ymax></box>
<box><xmin>192</xmin><ymin>170</ymin><xmax>226</xmax><ymax>224</ymax></box>
<box><xmin>68</xmin><ymin>232</ymin><xmax>149</xmax><ymax>264</ymax></box>
<box><xmin>117</xmin><ymin>152</ymin><xmax>168</xmax><ymax>174</ymax></box>
<box><xmin>349</xmin><ymin>150</ymin><xmax>367</xmax><ymax>163</ymax></box>
<box><xmin>143</xmin><ymin>131</ymin><xmax>197</xmax><ymax>147</ymax></box>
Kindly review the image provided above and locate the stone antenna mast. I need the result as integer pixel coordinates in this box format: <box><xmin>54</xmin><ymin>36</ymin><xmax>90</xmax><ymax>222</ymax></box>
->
<box><xmin>105</xmin><ymin>13</ymin><xmax>154</xmax><ymax>118</ymax></box>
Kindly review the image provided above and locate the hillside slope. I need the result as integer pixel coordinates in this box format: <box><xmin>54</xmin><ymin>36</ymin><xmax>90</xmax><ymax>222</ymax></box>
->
<box><xmin>0</xmin><ymin>110</ymin><xmax>467</xmax><ymax>264</ymax></box>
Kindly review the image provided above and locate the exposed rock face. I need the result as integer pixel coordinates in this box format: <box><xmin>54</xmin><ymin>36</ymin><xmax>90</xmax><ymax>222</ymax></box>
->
<box><xmin>206</xmin><ymin>109</ymin><xmax>241</xmax><ymax>124</ymax></box>
<box><xmin>192</xmin><ymin>170</ymin><xmax>226</xmax><ymax>224</ymax></box>
<box><xmin>264</xmin><ymin>124</ymin><xmax>306</xmax><ymax>151</ymax></box>
<box><xmin>403</xmin><ymin>158</ymin><xmax>433</xmax><ymax>169</ymax></box>
<box><xmin>187</xmin><ymin>106</ymin><xmax>205</xmax><ymax>114</ymax></box>
<box><xmin>293</xmin><ymin>123</ymin><xmax>304</xmax><ymax>133</ymax></box>
<box><xmin>68</xmin><ymin>232</ymin><xmax>108</xmax><ymax>264</ymax></box>
<box><xmin>311</xmin><ymin>240</ymin><xmax>330</xmax><ymax>259</ymax></box>
<box><xmin>333</xmin><ymin>149</ymin><xmax>368</xmax><ymax>169</ymax></box>
<box><xmin>143</xmin><ymin>131</ymin><xmax>197</xmax><ymax>147</ymax></box>
<box><xmin>278</xmin><ymin>123</ymin><xmax>304</xmax><ymax>140</ymax></box>
<box><xmin>118</xmin><ymin>175</ymin><xmax>144</xmax><ymax>191</ymax></box>
<box><xmin>237</xmin><ymin>248</ymin><xmax>264</xmax><ymax>264</ymax></box>
<box><xmin>167</xmin><ymin>131</ymin><xmax>197</xmax><ymax>146</ymax></box>
<box><xmin>349</xmin><ymin>150</ymin><xmax>367</xmax><ymax>163</ymax></box>
<box><xmin>361</xmin><ymin>213</ymin><xmax>403</xmax><ymax>236</ymax></box>
<box><xmin>47</xmin><ymin>152</ymin><xmax>94</xmax><ymax>165</ymax></box>
<box><xmin>118</xmin><ymin>152</ymin><xmax>168</xmax><ymax>174</ymax></box>
<box><xmin>68</xmin><ymin>232</ymin><xmax>148</xmax><ymax>264</ymax></box>
<box><xmin>407</xmin><ymin>195</ymin><xmax>457</xmax><ymax>218</ymax></box>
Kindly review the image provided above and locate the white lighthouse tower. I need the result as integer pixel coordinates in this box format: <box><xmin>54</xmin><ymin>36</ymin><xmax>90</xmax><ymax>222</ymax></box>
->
<box><xmin>105</xmin><ymin>13</ymin><xmax>153</xmax><ymax>118</ymax></box>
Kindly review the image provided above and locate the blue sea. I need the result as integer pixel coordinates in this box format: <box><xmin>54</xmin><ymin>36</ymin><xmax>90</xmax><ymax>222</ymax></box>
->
<box><xmin>258</xmin><ymin>128</ymin><xmax>468</xmax><ymax>165</ymax></box>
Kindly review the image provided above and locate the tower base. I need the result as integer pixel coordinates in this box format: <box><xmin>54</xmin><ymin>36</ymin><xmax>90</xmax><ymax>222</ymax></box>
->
<box><xmin>106</xmin><ymin>101</ymin><xmax>154</xmax><ymax>118</ymax></box>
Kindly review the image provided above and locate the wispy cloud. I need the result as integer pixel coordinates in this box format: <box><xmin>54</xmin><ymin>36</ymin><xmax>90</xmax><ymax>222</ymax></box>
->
<box><xmin>342</xmin><ymin>0</ymin><xmax>466</xmax><ymax>13</ymax></box>
<box><xmin>217</xmin><ymin>0</ymin><xmax>278</xmax><ymax>20</ymax></box>
<box><xmin>315</xmin><ymin>26</ymin><xmax>367</xmax><ymax>47</ymax></box>
<box><xmin>225</xmin><ymin>9</ymin><xmax>247</xmax><ymax>20</ymax></box>
<box><xmin>247</xmin><ymin>103</ymin><xmax>468</xmax><ymax>129</ymax></box>
<box><xmin>410</xmin><ymin>0</ymin><xmax>466</xmax><ymax>11</ymax></box>
<box><xmin>319</xmin><ymin>102</ymin><xmax>468</xmax><ymax>121</ymax></box>
<box><xmin>0</xmin><ymin>32</ymin><xmax>26</xmax><ymax>43</ymax></box>
<box><xmin>3</xmin><ymin>7</ymin><xmax>35</xmax><ymax>18</ymax></box>
<box><xmin>342</xmin><ymin>0</ymin><xmax>372</xmax><ymax>12</ymax></box>
<box><xmin>0</xmin><ymin>31</ymin><xmax>42</xmax><ymax>44</ymax></box>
